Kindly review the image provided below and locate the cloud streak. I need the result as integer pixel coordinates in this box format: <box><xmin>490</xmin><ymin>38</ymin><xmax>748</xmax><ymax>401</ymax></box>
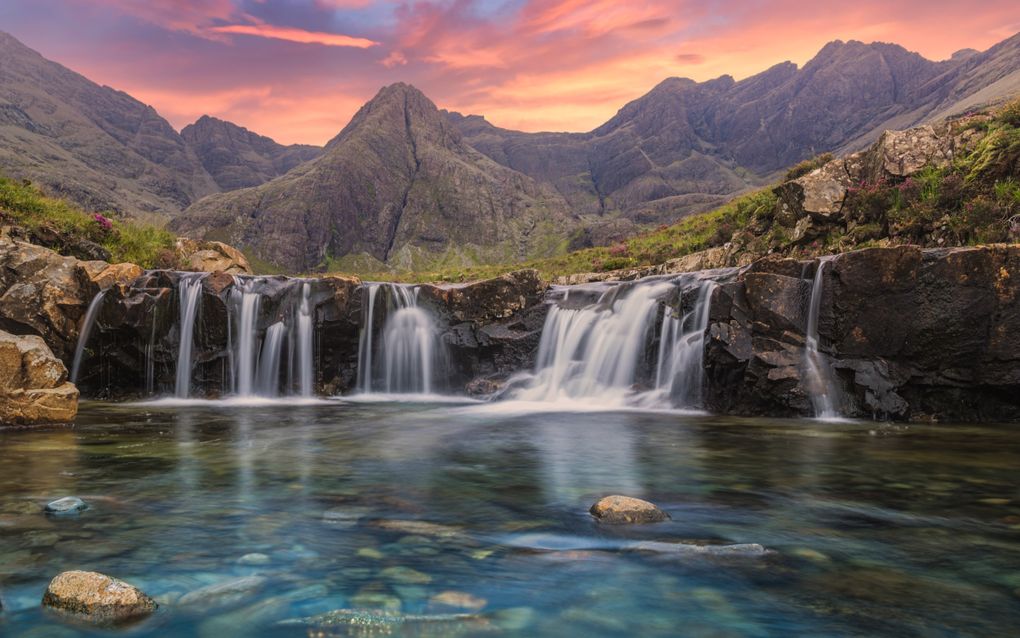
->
<box><xmin>210</xmin><ymin>23</ymin><xmax>379</xmax><ymax>48</ymax></box>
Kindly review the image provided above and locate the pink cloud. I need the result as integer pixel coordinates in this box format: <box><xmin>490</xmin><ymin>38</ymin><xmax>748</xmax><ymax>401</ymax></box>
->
<box><xmin>210</xmin><ymin>23</ymin><xmax>378</xmax><ymax>48</ymax></box>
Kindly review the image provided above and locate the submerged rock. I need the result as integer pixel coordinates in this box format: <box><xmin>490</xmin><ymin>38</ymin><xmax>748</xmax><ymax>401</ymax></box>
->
<box><xmin>590</xmin><ymin>495</ymin><xmax>670</xmax><ymax>524</ymax></box>
<box><xmin>41</xmin><ymin>570</ymin><xmax>156</xmax><ymax>624</ymax></box>
<box><xmin>278</xmin><ymin>608</ymin><xmax>496</xmax><ymax>636</ymax></box>
<box><xmin>44</xmin><ymin>497</ymin><xmax>88</xmax><ymax>516</ymax></box>
<box><xmin>429</xmin><ymin>590</ymin><xmax>488</xmax><ymax>612</ymax></box>
<box><xmin>177</xmin><ymin>575</ymin><xmax>268</xmax><ymax>611</ymax></box>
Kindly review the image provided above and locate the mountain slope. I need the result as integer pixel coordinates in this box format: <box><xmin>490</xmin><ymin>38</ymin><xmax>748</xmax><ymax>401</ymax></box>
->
<box><xmin>0</xmin><ymin>30</ymin><xmax>218</xmax><ymax>218</ymax></box>
<box><xmin>452</xmin><ymin>35</ymin><xmax>1020</xmax><ymax>227</ymax></box>
<box><xmin>171</xmin><ymin>84</ymin><xmax>575</xmax><ymax>272</ymax></box>
<box><xmin>181</xmin><ymin>116</ymin><xmax>322</xmax><ymax>191</ymax></box>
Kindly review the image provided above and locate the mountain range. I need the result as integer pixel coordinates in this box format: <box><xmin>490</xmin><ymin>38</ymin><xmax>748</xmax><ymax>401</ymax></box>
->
<box><xmin>1</xmin><ymin>29</ymin><xmax>1019</xmax><ymax>271</ymax></box>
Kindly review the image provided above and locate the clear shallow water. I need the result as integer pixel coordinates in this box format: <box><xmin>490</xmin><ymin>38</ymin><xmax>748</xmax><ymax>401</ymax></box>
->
<box><xmin>1</xmin><ymin>402</ymin><xmax>1019</xmax><ymax>637</ymax></box>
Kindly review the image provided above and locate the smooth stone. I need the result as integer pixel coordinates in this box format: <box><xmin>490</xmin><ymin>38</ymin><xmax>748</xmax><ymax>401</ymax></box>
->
<box><xmin>628</xmin><ymin>541</ymin><xmax>768</xmax><ymax>556</ymax></box>
<box><xmin>380</xmin><ymin>566</ymin><xmax>432</xmax><ymax>584</ymax></box>
<box><xmin>41</xmin><ymin>570</ymin><xmax>157</xmax><ymax>625</ymax></box>
<box><xmin>177</xmin><ymin>575</ymin><xmax>268</xmax><ymax>611</ymax></box>
<box><xmin>350</xmin><ymin>591</ymin><xmax>402</xmax><ymax>611</ymax></box>
<box><xmin>356</xmin><ymin>547</ymin><xmax>384</xmax><ymax>560</ymax></box>
<box><xmin>44</xmin><ymin>497</ymin><xmax>88</xmax><ymax>516</ymax></box>
<box><xmin>589</xmin><ymin>495</ymin><xmax>669</xmax><ymax>524</ymax></box>
<box><xmin>237</xmin><ymin>553</ymin><xmax>271</xmax><ymax>566</ymax></box>
<box><xmin>429</xmin><ymin>590</ymin><xmax>488</xmax><ymax>612</ymax></box>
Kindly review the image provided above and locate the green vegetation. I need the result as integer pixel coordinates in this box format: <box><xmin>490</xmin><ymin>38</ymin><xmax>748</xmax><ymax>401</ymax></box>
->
<box><xmin>784</xmin><ymin>153</ymin><xmax>834</xmax><ymax>181</ymax></box>
<box><xmin>0</xmin><ymin>174</ymin><xmax>177</xmax><ymax>268</ymax></box>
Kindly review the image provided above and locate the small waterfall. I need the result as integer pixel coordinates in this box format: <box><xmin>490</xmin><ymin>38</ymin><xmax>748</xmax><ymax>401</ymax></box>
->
<box><xmin>513</xmin><ymin>276</ymin><xmax>717</xmax><ymax>408</ymax></box>
<box><xmin>256</xmin><ymin>322</ymin><xmax>287</xmax><ymax>397</ymax></box>
<box><xmin>295</xmin><ymin>282</ymin><xmax>314</xmax><ymax>396</ymax></box>
<box><xmin>356</xmin><ymin>283</ymin><xmax>443</xmax><ymax>395</ymax></box>
<box><xmin>229</xmin><ymin>278</ymin><xmax>262</xmax><ymax>397</ymax></box>
<box><xmin>803</xmin><ymin>258</ymin><xmax>839</xmax><ymax>418</ymax></box>
<box><xmin>516</xmin><ymin>280</ymin><xmax>673</xmax><ymax>404</ymax></box>
<box><xmin>174</xmin><ymin>274</ymin><xmax>205</xmax><ymax>398</ymax></box>
<box><xmin>653</xmin><ymin>280</ymin><xmax>715</xmax><ymax>406</ymax></box>
<box><xmin>357</xmin><ymin>284</ymin><xmax>380</xmax><ymax>392</ymax></box>
<box><xmin>70</xmin><ymin>290</ymin><xmax>107</xmax><ymax>385</ymax></box>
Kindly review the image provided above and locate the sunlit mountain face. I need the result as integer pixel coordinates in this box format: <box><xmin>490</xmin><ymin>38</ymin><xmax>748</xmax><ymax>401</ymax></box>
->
<box><xmin>1</xmin><ymin>0</ymin><xmax>1016</xmax><ymax>145</ymax></box>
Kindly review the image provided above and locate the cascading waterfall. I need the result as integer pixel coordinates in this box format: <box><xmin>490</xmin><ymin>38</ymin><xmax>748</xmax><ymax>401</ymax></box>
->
<box><xmin>229</xmin><ymin>278</ymin><xmax>262</xmax><ymax>397</ymax></box>
<box><xmin>256</xmin><ymin>322</ymin><xmax>287</xmax><ymax>397</ymax></box>
<box><xmin>803</xmin><ymin>258</ymin><xmax>839</xmax><ymax>418</ymax></box>
<box><xmin>295</xmin><ymin>282</ymin><xmax>314</xmax><ymax>397</ymax></box>
<box><xmin>357</xmin><ymin>284</ymin><xmax>380</xmax><ymax>393</ymax></box>
<box><xmin>70</xmin><ymin>289</ymin><xmax>107</xmax><ymax>385</ymax></box>
<box><xmin>356</xmin><ymin>283</ymin><xmax>442</xmax><ymax>395</ymax></box>
<box><xmin>509</xmin><ymin>275</ymin><xmax>718</xmax><ymax>409</ymax></box>
<box><xmin>174</xmin><ymin>274</ymin><xmax>205</xmax><ymax>398</ymax></box>
<box><xmin>653</xmin><ymin>279</ymin><xmax>716</xmax><ymax>406</ymax></box>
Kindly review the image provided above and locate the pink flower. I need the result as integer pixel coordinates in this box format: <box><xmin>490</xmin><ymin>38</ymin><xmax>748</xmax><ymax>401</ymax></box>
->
<box><xmin>92</xmin><ymin>213</ymin><xmax>112</xmax><ymax>231</ymax></box>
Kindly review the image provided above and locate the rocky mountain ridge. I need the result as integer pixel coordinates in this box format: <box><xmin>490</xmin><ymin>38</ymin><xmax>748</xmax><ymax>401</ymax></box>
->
<box><xmin>171</xmin><ymin>84</ymin><xmax>576</xmax><ymax>272</ymax></box>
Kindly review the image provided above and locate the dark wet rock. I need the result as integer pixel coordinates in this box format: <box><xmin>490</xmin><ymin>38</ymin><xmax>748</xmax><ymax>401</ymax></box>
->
<box><xmin>44</xmin><ymin>497</ymin><xmax>88</xmax><ymax>515</ymax></box>
<box><xmin>465</xmin><ymin>377</ymin><xmax>501</xmax><ymax>396</ymax></box>
<box><xmin>42</xmin><ymin>570</ymin><xmax>156</xmax><ymax>625</ymax></box>
<box><xmin>704</xmin><ymin>245</ymin><xmax>1020</xmax><ymax>421</ymax></box>
<box><xmin>590</xmin><ymin>495</ymin><xmax>670</xmax><ymax>524</ymax></box>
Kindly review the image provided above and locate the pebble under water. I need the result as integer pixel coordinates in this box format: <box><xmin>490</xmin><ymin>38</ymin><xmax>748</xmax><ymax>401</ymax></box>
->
<box><xmin>1</xmin><ymin>401</ymin><xmax>1019</xmax><ymax>636</ymax></box>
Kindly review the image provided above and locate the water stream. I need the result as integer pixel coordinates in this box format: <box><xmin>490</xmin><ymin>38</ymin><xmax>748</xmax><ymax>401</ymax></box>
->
<box><xmin>174</xmin><ymin>273</ymin><xmax>205</xmax><ymax>398</ymax></box>
<box><xmin>69</xmin><ymin>289</ymin><xmax>106</xmax><ymax>385</ymax></box>
<box><xmin>803</xmin><ymin>258</ymin><xmax>840</xmax><ymax>418</ymax></box>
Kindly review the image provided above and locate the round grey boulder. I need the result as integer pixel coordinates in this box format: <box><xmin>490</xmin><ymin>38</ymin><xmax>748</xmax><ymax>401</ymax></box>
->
<box><xmin>44</xmin><ymin>497</ymin><xmax>88</xmax><ymax>516</ymax></box>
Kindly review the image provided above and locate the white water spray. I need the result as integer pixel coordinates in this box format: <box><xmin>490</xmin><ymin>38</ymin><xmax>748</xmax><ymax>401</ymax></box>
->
<box><xmin>70</xmin><ymin>289</ymin><xmax>107</xmax><ymax>385</ymax></box>
<box><xmin>174</xmin><ymin>274</ymin><xmax>205</xmax><ymax>398</ymax></box>
<box><xmin>296</xmin><ymin>282</ymin><xmax>314</xmax><ymax>396</ymax></box>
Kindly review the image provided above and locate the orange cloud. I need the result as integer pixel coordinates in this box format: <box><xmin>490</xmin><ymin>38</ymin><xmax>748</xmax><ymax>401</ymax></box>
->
<box><xmin>210</xmin><ymin>24</ymin><xmax>378</xmax><ymax>47</ymax></box>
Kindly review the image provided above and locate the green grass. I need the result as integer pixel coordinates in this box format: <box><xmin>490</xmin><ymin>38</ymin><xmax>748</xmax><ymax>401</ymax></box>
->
<box><xmin>0</xmin><ymin>174</ymin><xmax>176</xmax><ymax>268</ymax></box>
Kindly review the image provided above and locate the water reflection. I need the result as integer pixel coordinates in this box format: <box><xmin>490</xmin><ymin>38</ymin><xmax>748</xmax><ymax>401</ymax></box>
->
<box><xmin>0</xmin><ymin>405</ymin><xmax>1018</xmax><ymax>637</ymax></box>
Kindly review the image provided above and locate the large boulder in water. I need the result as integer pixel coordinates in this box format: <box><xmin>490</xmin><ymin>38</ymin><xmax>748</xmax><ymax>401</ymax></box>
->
<box><xmin>0</xmin><ymin>329</ymin><xmax>78</xmax><ymax>424</ymax></box>
<box><xmin>42</xmin><ymin>570</ymin><xmax>156</xmax><ymax>625</ymax></box>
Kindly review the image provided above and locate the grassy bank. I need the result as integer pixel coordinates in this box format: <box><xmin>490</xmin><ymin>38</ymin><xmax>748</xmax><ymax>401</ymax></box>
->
<box><xmin>0</xmin><ymin>175</ymin><xmax>177</xmax><ymax>268</ymax></box>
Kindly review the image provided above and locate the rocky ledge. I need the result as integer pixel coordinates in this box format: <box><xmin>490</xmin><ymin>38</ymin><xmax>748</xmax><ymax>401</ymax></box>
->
<box><xmin>704</xmin><ymin>244</ymin><xmax>1020</xmax><ymax>421</ymax></box>
<box><xmin>0</xmin><ymin>330</ymin><xmax>77</xmax><ymax>424</ymax></box>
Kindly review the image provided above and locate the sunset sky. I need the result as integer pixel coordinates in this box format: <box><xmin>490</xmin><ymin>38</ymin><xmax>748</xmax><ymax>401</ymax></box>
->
<box><xmin>2</xmin><ymin>1</ymin><xmax>1018</xmax><ymax>145</ymax></box>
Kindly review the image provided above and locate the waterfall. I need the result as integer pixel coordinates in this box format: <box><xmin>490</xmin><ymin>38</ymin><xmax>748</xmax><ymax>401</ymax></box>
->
<box><xmin>256</xmin><ymin>322</ymin><xmax>287</xmax><ymax>397</ymax></box>
<box><xmin>174</xmin><ymin>274</ymin><xmax>205</xmax><ymax>398</ymax></box>
<box><xmin>357</xmin><ymin>284</ymin><xmax>380</xmax><ymax>392</ymax></box>
<box><xmin>229</xmin><ymin>278</ymin><xmax>262</xmax><ymax>397</ymax></box>
<box><xmin>295</xmin><ymin>282</ymin><xmax>314</xmax><ymax>396</ymax></box>
<box><xmin>356</xmin><ymin>283</ymin><xmax>443</xmax><ymax>395</ymax></box>
<box><xmin>803</xmin><ymin>258</ymin><xmax>839</xmax><ymax>418</ymax></box>
<box><xmin>653</xmin><ymin>279</ymin><xmax>715</xmax><ymax>406</ymax></box>
<box><xmin>512</xmin><ymin>276</ymin><xmax>716</xmax><ymax>409</ymax></box>
<box><xmin>70</xmin><ymin>290</ymin><xmax>107</xmax><ymax>385</ymax></box>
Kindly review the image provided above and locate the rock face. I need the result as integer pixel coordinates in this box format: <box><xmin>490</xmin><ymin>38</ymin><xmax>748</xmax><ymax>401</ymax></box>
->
<box><xmin>42</xmin><ymin>571</ymin><xmax>156</xmax><ymax>624</ymax></box>
<box><xmin>0</xmin><ymin>31</ymin><xmax>217</xmax><ymax>218</ymax></box>
<box><xmin>590</xmin><ymin>496</ymin><xmax>670</xmax><ymax>524</ymax></box>
<box><xmin>0</xmin><ymin>230</ymin><xmax>140</xmax><ymax>360</ymax></box>
<box><xmin>181</xmin><ymin>115</ymin><xmax>322</xmax><ymax>191</ymax></box>
<box><xmin>0</xmin><ymin>329</ymin><xmax>78</xmax><ymax>424</ymax></box>
<box><xmin>454</xmin><ymin>35</ymin><xmax>1020</xmax><ymax>226</ymax></box>
<box><xmin>175</xmin><ymin>238</ymin><xmax>253</xmax><ymax>275</ymax></box>
<box><xmin>704</xmin><ymin>245</ymin><xmax>1020</xmax><ymax>421</ymax></box>
<box><xmin>172</xmin><ymin>83</ymin><xmax>575</xmax><ymax>272</ymax></box>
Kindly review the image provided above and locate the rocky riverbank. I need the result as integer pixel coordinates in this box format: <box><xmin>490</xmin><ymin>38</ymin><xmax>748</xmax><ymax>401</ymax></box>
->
<box><xmin>2</xmin><ymin>222</ymin><xmax>1019</xmax><ymax>422</ymax></box>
